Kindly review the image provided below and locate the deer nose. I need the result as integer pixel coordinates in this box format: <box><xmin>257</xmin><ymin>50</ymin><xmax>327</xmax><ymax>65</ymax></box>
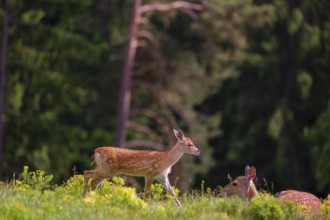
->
<box><xmin>195</xmin><ymin>149</ymin><xmax>201</xmax><ymax>156</ymax></box>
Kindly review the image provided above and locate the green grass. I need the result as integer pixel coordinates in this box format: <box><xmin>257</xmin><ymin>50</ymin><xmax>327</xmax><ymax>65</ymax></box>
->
<box><xmin>0</xmin><ymin>167</ymin><xmax>329</xmax><ymax>220</ymax></box>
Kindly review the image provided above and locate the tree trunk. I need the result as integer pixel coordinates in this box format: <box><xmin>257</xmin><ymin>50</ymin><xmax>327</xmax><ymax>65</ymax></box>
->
<box><xmin>0</xmin><ymin>0</ymin><xmax>9</xmax><ymax>179</ymax></box>
<box><xmin>115</xmin><ymin>0</ymin><xmax>142</xmax><ymax>147</ymax></box>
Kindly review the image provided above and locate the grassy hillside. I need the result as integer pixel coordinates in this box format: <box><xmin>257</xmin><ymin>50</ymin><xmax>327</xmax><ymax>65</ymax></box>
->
<box><xmin>0</xmin><ymin>167</ymin><xmax>329</xmax><ymax>220</ymax></box>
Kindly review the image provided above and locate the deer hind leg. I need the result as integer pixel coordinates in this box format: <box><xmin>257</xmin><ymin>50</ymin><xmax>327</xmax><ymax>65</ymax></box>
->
<box><xmin>83</xmin><ymin>170</ymin><xmax>95</xmax><ymax>197</ymax></box>
<box><xmin>156</xmin><ymin>175</ymin><xmax>182</xmax><ymax>207</ymax></box>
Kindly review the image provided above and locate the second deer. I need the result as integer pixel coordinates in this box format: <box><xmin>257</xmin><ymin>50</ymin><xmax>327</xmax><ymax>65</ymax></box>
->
<box><xmin>83</xmin><ymin>129</ymin><xmax>200</xmax><ymax>207</ymax></box>
<box><xmin>218</xmin><ymin>165</ymin><xmax>322</xmax><ymax>213</ymax></box>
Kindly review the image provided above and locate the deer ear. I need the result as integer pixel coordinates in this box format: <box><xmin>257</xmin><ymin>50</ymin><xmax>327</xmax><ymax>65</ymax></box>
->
<box><xmin>248</xmin><ymin>166</ymin><xmax>256</xmax><ymax>181</ymax></box>
<box><xmin>173</xmin><ymin>129</ymin><xmax>184</xmax><ymax>141</ymax></box>
<box><xmin>244</xmin><ymin>165</ymin><xmax>250</xmax><ymax>177</ymax></box>
<box><xmin>245</xmin><ymin>165</ymin><xmax>256</xmax><ymax>181</ymax></box>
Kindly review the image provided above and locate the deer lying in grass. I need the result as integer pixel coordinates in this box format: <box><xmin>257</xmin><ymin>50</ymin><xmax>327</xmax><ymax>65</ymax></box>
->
<box><xmin>218</xmin><ymin>165</ymin><xmax>322</xmax><ymax>213</ymax></box>
<box><xmin>83</xmin><ymin>129</ymin><xmax>200</xmax><ymax>207</ymax></box>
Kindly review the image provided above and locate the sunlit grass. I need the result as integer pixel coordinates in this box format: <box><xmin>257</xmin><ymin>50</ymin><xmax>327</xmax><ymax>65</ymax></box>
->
<box><xmin>0</xmin><ymin>167</ymin><xmax>328</xmax><ymax>220</ymax></box>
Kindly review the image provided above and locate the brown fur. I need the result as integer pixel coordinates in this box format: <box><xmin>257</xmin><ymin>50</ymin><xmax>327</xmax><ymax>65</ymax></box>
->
<box><xmin>219</xmin><ymin>166</ymin><xmax>322</xmax><ymax>213</ymax></box>
<box><xmin>82</xmin><ymin>130</ymin><xmax>200</xmax><ymax>207</ymax></box>
<box><xmin>278</xmin><ymin>190</ymin><xmax>322</xmax><ymax>212</ymax></box>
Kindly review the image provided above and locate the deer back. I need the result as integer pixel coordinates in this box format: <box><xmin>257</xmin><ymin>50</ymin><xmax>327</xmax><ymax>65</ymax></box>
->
<box><xmin>92</xmin><ymin>129</ymin><xmax>200</xmax><ymax>177</ymax></box>
<box><xmin>278</xmin><ymin>190</ymin><xmax>322</xmax><ymax>212</ymax></box>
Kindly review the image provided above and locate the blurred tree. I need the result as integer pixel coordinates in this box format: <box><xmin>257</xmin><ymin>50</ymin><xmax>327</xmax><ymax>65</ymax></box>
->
<box><xmin>115</xmin><ymin>0</ymin><xmax>213</xmax><ymax>192</ymax></box>
<box><xmin>2</xmin><ymin>0</ymin><xmax>125</xmax><ymax>181</ymax></box>
<box><xmin>191</xmin><ymin>0</ymin><xmax>276</xmax><ymax>189</ymax></box>
<box><xmin>302</xmin><ymin>0</ymin><xmax>330</xmax><ymax>194</ymax></box>
<box><xmin>1</xmin><ymin>0</ymin><xmax>330</xmax><ymax>199</ymax></box>
<box><xmin>115</xmin><ymin>0</ymin><xmax>205</xmax><ymax>147</ymax></box>
<box><xmin>0</xmin><ymin>0</ymin><xmax>10</xmax><ymax>179</ymax></box>
<box><xmin>202</xmin><ymin>0</ymin><xmax>330</xmax><ymax>198</ymax></box>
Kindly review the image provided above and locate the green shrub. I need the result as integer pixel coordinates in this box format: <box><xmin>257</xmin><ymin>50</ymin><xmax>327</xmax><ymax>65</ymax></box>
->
<box><xmin>1</xmin><ymin>171</ymin><xmax>329</xmax><ymax>220</ymax></box>
<box><xmin>63</xmin><ymin>174</ymin><xmax>84</xmax><ymax>197</ymax></box>
<box><xmin>0</xmin><ymin>201</ymin><xmax>33</xmax><ymax>220</ymax></box>
<box><xmin>322</xmin><ymin>194</ymin><xmax>330</xmax><ymax>218</ymax></box>
<box><xmin>249</xmin><ymin>196</ymin><xmax>285</xmax><ymax>220</ymax></box>
<box><xmin>214</xmin><ymin>196</ymin><xmax>246</xmax><ymax>217</ymax></box>
<box><xmin>14</xmin><ymin>166</ymin><xmax>54</xmax><ymax>191</ymax></box>
<box><xmin>151</xmin><ymin>183</ymin><xmax>165</xmax><ymax>200</ymax></box>
<box><xmin>150</xmin><ymin>183</ymin><xmax>180</xmax><ymax>204</ymax></box>
<box><xmin>80</xmin><ymin>176</ymin><xmax>148</xmax><ymax>209</ymax></box>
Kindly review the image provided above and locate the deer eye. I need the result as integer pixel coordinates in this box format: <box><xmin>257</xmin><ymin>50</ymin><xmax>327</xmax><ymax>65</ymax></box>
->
<box><xmin>187</xmin><ymin>144</ymin><xmax>193</xmax><ymax>147</ymax></box>
<box><xmin>232</xmin><ymin>182</ymin><xmax>237</xmax><ymax>186</ymax></box>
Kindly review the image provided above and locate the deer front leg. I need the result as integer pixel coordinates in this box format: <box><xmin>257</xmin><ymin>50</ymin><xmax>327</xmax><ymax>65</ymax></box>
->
<box><xmin>157</xmin><ymin>175</ymin><xmax>182</xmax><ymax>207</ymax></box>
<box><xmin>83</xmin><ymin>170</ymin><xmax>95</xmax><ymax>197</ymax></box>
<box><xmin>144</xmin><ymin>176</ymin><xmax>153</xmax><ymax>200</ymax></box>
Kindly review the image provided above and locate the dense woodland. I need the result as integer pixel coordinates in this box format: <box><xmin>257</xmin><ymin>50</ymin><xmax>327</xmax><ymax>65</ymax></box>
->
<box><xmin>1</xmin><ymin>0</ymin><xmax>330</xmax><ymax>198</ymax></box>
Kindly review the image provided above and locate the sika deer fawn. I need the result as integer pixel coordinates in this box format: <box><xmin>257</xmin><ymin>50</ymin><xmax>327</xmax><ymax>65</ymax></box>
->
<box><xmin>219</xmin><ymin>165</ymin><xmax>258</xmax><ymax>200</ymax></box>
<box><xmin>83</xmin><ymin>129</ymin><xmax>200</xmax><ymax>207</ymax></box>
<box><xmin>218</xmin><ymin>165</ymin><xmax>322</xmax><ymax>213</ymax></box>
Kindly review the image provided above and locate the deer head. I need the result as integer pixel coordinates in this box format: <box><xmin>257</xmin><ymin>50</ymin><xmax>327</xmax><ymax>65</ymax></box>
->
<box><xmin>173</xmin><ymin>129</ymin><xmax>200</xmax><ymax>156</ymax></box>
<box><xmin>219</xmin><ymin>165</ymin><xmax>258</xmax><ymax>200</ymax></box>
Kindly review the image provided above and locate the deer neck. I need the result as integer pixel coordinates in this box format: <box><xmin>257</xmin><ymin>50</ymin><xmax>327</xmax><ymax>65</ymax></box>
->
<box><xmin>247</xmin><ymin>181</ymin><xmax>259</xmax><ymax>200</ymax></box>
<box><xmin>163</xmin><ymin>141</ymin><xmax>184</xmax><ymax>168</ymax></box>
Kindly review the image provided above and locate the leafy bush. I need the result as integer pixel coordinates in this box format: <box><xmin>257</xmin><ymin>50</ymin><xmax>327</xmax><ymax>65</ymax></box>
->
<box><xmin>249</xmin><ymin>195</ymin><xmax>285</xmax><ymax>220</ymax></box>
<box><xmin>214</xmin><ymin>196</ymin><xmax>246</xmax><ymax>217</ymax></box>
<box><xmin>0</xmin><ymin>169</ymin><xmax>328</xmax><ymax>220</ymax></box>
<box><xmin>63</xmin><ymin>174</ymin><xmax>84</xmax><ymax>197</ymax></box>
<box><xmin>151</xmin><ymin>183</ymin><xmax>180</xmax><ymax>203</ymax></box>
<box><xmin>322</xmin><ymin>194</ymin><xmax>330</xmax><ymax>218</ymax></box>
<box><xmin>14</xmin><ymin>166</ymin><xmax>54</xmax><ymax>191</ymax></box>
<box><xmin>151</xmin><ymin>183</ymin><xmax>165</xmax><ymax>200</ymax></box>
<box><xmin>79</xmin><ymin>175</ymin><xmax>148</xmax><ymax>209</ymax></box>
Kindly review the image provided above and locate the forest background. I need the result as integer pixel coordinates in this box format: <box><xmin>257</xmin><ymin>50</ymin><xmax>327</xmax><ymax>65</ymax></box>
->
<box><xmin>1</xmin><ymin>0</ymin><xmax>330</xmax><ymax>199</ymax></box>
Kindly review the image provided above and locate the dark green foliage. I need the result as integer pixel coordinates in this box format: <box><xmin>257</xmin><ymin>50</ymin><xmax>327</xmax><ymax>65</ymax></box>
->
<box><xmin>2</xmin><ymin>0</ymin><xmax>124</xmax><ymax>181</ymax></box>
<box><xmin>1</xmin><ymin>0</ymin><xmax>330</xmax><ymax>200</ymax></box>
<box><xmin>20</xmin><ymin>165</ymin><xmax>54</xmax><ymax>191</ymax></box>
<box><xmin>201</xmin><ymin>0</ymin><xmax>330</xmax><ymax>199</ymax></box>
<box><xmin>249</xmin><ymin>197</ymin><xmax>285</xmax><ymax>220</ymax></box>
